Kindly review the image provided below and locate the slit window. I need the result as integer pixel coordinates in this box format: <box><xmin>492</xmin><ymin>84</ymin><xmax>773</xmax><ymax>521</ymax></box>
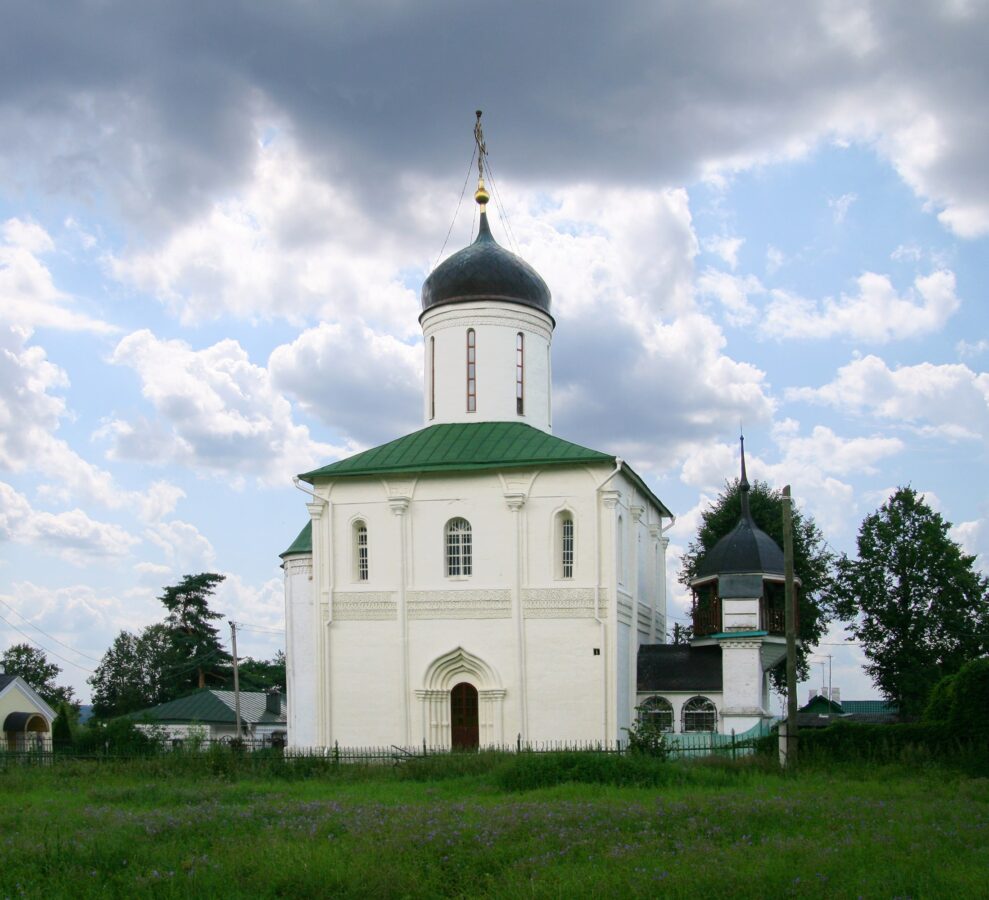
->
<box><xmin>466</xmin><ymin>329</ymin><xmax>476</xmax><ymax>412</ymax></box>
<box><xmin>354</xmin><ymin>521</ymin><xmax>369</xmax><ymax>581</ymax></box>
<box><xmin>561</xmin><ymin>515</ymin><xmax>574</xmax><ymax>579</ymax></box>
<box><xmin>516</xmin><ymin>332</ymin><xmax>524</xmax><ymax>415</ymax></box>
<box><xmin>429</xmin><ymin>336</ymin><xmax>436</xmax><ymax>420</ymax></box>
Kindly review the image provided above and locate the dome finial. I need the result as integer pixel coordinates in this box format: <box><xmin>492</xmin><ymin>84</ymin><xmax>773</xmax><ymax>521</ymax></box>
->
<box><xmin>473</xmin><ymin>110</ymin><xmax>490</xmax><ymax>210</ymax></box>
<box><xmin>739</xmin><ymin>433</ymin><xmax>753</xmax><ymax>520</ymax></box>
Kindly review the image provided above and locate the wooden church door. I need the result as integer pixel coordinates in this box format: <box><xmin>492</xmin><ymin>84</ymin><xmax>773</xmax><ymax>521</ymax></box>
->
<box><xmin>450</xmin><ymin>682</ymin><xmax>479</xmax><ymax>749</ymax></box>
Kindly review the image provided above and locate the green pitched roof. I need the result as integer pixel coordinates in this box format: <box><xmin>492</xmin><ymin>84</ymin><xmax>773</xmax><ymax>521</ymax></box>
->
<box><xmin>129</xmin><ymin>689</ymin><xmax>286</xmax><ymax>726</ymax></box>
<box><xmin>299</xmin><ymin>422</ymin><xmax>614</xmax><ymax>481</ymax></box>
<box><xmin>298</xmin><ymin>421</ymin><xmax>670</xmax><ymax>517</ymax></box>
<box><xmin>840</xmin><ymin>699</ymin><xmax>898</xmax><ymax>716</ymax></box>
<box><xmin>280</xmin><ymin>521</ymin><xmax>312</xmax><ymax>558</ymax></box>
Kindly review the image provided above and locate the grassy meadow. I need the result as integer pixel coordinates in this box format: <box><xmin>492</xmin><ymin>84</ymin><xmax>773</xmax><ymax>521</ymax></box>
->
<box><xmin>1</xmin><ymin>751</ymin><xmax>987</xmax><ymax>898</ymax></box>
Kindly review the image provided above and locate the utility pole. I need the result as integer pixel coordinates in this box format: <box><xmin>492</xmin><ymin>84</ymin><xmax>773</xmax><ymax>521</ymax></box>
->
<box><xmin>782</xmin><ymin>485</ymin><xmax>798</xmax><ymax>768</ymax></box>
<box><xmin>230</xmin><ymin>620</ymin><xmax>242</xmax><ymax>740</ymax></box>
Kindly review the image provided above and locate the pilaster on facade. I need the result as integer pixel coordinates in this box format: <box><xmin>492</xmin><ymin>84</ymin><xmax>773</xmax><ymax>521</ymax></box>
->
<box><xmin>388</xmin><ymin>496</ymin><xmax>411</xmax><ymax>516</ymax></box>
<box><xmin>600</xmin><ymin>490</ymin><xmax>620</xmax><ymax>510</ymax></box>
<box><xmin>505</xmin><ymin>490</ymin><xmax>528</xmax><ymax>740</ymax></box>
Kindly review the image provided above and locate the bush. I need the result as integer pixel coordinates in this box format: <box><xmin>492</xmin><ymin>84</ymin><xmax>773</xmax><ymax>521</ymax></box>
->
<box><xmin>73</xmin><ymin>718</ymin><xmax>164</xmax><ymax>756</ymax></box>
<box><xmin>946</xmin><ymin>657</ymin><xmax>989</xmax><ymax>741</ymax></box>
<box><xmin>923</xmin><ymin>673</ymin><xmax>958</xmax><ymax>725</ymax></box>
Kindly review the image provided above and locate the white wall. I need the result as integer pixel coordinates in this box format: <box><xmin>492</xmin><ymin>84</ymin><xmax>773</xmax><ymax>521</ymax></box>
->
<box><xmin>285</xmin><ymin>463</ymin><xmax>673</xmax><ymax>748</ymax></box>
<box><xmin>421</xmin><ymin>301</ymin><xmax>554</xmax><ymax>432</ymax></box>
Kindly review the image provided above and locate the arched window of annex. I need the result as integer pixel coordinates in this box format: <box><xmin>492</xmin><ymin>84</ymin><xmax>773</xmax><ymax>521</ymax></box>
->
<box><xmin>515</xmin><ymin>332</ymin><xmax>524</xmax><ymax>416</ymax></box>
<box><xmin>637</xmin><ymin>696</ymin><xmax>674</xmax><ymax>733</ymax></box>
<box><xmin>445</xmin><ymin>517</ymin><xmax>472</xmax><ymax>577</ymax></box>
<box><xmin>555</xmin><ymin>508</ymin><xmax>575</xmax><ymax>579</ymax></box>
<box><xmin>466</xmin><ymin>329</ymin><xmax>477</xmax><ymax>413</ymax></box>
<box><xmin>352</xmin><ymin>519</ymin><xmax>369</xmax><ymax>582</ymax></box>
<box><xmin>681</xmin><ymin>696</ymin><xmax>718</xmax><ymax>733</ymax></box>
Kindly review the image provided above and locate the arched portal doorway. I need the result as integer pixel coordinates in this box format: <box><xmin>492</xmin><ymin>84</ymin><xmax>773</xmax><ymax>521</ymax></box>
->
<box><xmin>450</xmin><ymin>682</ymin><xmax>479</xmax><ymax>749</ymax></box>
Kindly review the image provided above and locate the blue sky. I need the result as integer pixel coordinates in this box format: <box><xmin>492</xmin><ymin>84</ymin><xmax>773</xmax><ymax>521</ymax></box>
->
<box><xmin>1</xmin><ymin>1</ymin><xmax>987</xmax><ymax>706</ymax></box>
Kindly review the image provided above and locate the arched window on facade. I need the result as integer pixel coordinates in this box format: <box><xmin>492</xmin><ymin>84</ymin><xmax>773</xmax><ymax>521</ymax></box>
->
<box><xmin>429</xmin><ymin>336</ymin><xmax>436</xmax><ymax>420</ymax></box>
<box><xmin>638</xmin><ymin>696</ymin><xmax>674</xmax><ymax>733</ymax></box>
<box><xmin>681</xmin><ymin>696</ymin><xmax>718</xmax><ymax>733</ymax></box>
<box><xmin>466</xmin><ymin>329</ymin><xmax>477</xmax><ymax>412</ymax></box>
<box><xmin>557</xmin><ymin>511</ymin><xmax>574</xmax><ymax>579</ymax></box>
<box><xmin>445</xmin><ymin>518</ymin><xmax>472</xmax><ymax>577</ymax></box>
<box><xmin>354</xmin><ymin>520</ymin><xmax>368</xmax><ymax>581</ymax></box>
<box><xmin>516</xmin><ymin>332</ymin><xmax>524</xmax><ymax>415</ymax></box>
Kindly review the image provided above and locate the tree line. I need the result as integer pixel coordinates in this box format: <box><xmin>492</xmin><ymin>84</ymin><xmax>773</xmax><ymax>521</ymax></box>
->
<box><xmin>2</xmin><ymin>573</ymin><xmax>284</xmax><ymax>722</ymax></box>
<box><xmin>679</xmin><ymin>482</ymin><xmax>988</xmax><ymax>718</ymax></box>
<box><xmin>4</xmin><ymin>485</ymin><xmax>987</xmax><ymax>725</ymax></box>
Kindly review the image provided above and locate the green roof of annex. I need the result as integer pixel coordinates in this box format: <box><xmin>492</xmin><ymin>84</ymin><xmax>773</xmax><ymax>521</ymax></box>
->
<box><xmin>282</xmin><ymin>422</ymin><xmax>671</xmax><ymax>557</ymax></box>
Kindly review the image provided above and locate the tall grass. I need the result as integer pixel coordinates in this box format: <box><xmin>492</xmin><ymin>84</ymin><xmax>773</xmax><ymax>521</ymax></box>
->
<box><xmin>1</xmin><ymin>752</ymin><xmax>986</xmax><ymax>898</ymax></box>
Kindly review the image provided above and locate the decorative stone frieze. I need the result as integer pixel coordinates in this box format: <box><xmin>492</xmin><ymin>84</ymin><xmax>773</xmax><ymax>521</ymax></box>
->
<box><xmin>333</xmin><ymin>592</ymin><xmax>398</xmax><ymax>620</ymax></box>
<box><xmin>521</xmin><ymin>587</ymin><xmax>608</xmax><ymax>618</ymax></box>
<box><xmin>407</xmin><ymin>589</ymin><xmax>511</xmax><ymax>619</ymax></box>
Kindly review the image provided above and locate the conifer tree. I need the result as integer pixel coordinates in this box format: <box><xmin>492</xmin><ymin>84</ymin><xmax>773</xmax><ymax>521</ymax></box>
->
<box><xmin>158</xmin><ymin>573</ymin><xmax>229</xmax><ymax>698</ymax></box>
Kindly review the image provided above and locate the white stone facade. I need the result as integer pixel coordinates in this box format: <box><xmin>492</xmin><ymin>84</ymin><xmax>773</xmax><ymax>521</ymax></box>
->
<box><xmin>284</xmin><ymin>465</ymin><xmax>671</xmax><ymax>748</ymax></box>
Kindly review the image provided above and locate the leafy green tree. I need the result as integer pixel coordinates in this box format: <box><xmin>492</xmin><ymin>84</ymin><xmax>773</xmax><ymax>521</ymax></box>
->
<box><xmin>229</xmin><ymin>650</ymin><xmax>286</xmax><ymax>693</ymax></box>
<box><xmin>0</xmin><ymin>643</ymin><xmax>77</xmax><ymax>708</ymax></box>
<box><xmin>88</xmin><ymin>624</ymin><xmax>176</xmax><ymax>718</ymax></box>
<box><xmin>835</xmin><ymin>487</ymin><xmax>989</xmax><ymax>718</ymax></box>
<box><xmin>679</xmin><ymin>478</ymin><xmax>837</xmax><ymax>688</ymax></box>
<box><xmin>159</xmin><ymin>573</ymin><xmax>229</xmax><ymax>697</ymax></box>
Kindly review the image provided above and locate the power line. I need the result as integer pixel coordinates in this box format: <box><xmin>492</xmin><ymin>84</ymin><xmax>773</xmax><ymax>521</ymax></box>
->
<box><xmin>0</xmin><ymin>596</ymin><xmax>101</xmax><ymax>663</ymax></box>
<box><xmin>0</xmin><ymin>611</ymin><xmax>94</xmax><ymax>674</ymax></box>
<box><xmin>233</xmin><ymin>621</ymin><xmax>285</xmax><ymax>635</ymax></box>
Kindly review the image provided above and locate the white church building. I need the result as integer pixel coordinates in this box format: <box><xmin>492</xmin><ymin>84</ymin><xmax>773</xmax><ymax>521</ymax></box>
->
<box><xmin>281</xmin><ymin>141</ymin><xmax>789</xmax><ymax>749</ymax></box>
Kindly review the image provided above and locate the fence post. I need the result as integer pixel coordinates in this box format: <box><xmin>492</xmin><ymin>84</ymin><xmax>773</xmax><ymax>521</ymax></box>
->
<box><xmin>731</xmin><ymin>729</ymin><xmax>736</xmax><ymax>761</ymax></box>
<box><xmin>517</xmin><ymin>733</ymin><xmax>521</xmax><ymax>753</ymax></box>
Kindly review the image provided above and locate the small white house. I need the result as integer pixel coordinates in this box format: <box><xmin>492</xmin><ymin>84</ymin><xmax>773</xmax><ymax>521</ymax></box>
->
<box><xmin>132</xmin><ymin>689</ymin><xmax>287</xmax><ymax>744</ymax></box>
<box><xmin>0</xmin><ymin>673</ymin><xmax>56</xmax><ymax>751</ymax></box>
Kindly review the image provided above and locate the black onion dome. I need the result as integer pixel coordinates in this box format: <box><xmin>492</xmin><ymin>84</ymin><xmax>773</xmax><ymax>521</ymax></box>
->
<box><xmin>421</xmin><ymin>212</ymin><xmax>552</xmax><ymax>320</ymax></box>
<box><xmin>695</xmin><ymin>436</ymin><xmax>785</xmax><ymax>579</ymax></box>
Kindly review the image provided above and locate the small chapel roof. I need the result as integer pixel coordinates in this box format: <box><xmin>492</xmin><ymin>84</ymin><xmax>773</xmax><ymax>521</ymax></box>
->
<box><xmin>694</xmin><ymin>437</ymin><xmax>785</xmax><ymax>580</ymax></box>
<box><xmin>280</xmin><ymin>521</ymin><xmax>312</xmax><ymax>558</ymax></box>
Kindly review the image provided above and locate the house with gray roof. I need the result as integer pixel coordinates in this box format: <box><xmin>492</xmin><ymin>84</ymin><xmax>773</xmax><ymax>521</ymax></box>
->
<box><xmin>131</xmin><ymin>689</ymin><xmax>287</xmax><ymax>745</ymax></box>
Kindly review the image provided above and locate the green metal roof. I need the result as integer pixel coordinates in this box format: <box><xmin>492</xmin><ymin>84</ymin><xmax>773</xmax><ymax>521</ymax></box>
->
<box><xmin>297</xmin><ymin>421</ymin><xmax>671</xmax><ymax>517</ymax></box>
<box><xmin>280</xmin><ymin>521</ymin><xmax>312</xmax><ymax>558</ymax></box>
<box><xmin>840</xmin><ymin>699</ymin><xmax>897</xmax><ymax>716</ymax></box>
<box><xmin>129</xmin><ymin>689</ymin><xmax>286</xmax><ymax>726</ymax></box>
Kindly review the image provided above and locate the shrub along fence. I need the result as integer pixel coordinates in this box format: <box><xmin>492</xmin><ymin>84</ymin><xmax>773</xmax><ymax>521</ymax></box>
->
<box><xmin>0</xmin><ymin>719</ymin><xmax>776</xmax><ymax>771</ymax></box>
